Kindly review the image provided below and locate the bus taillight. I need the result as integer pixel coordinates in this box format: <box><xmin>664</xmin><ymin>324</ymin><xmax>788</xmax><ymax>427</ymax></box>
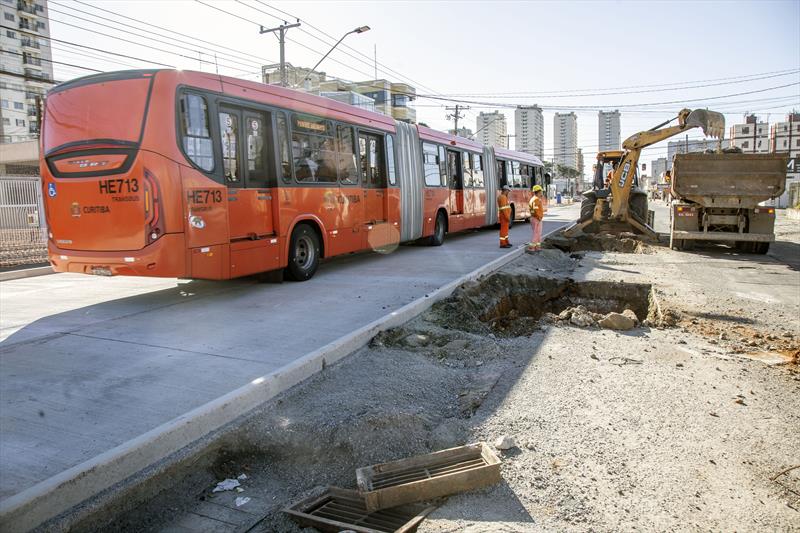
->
<box><xmin>143</xmin><ymin>169</ymin><xmax>165</xmax><ymax>244</ymax></box>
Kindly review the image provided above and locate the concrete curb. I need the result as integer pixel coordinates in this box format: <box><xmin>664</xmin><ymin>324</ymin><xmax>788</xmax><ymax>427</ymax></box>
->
<box><xmin>0</xmin><ymin>244</ymin><xmax>530</xmax><ymax>532</ymax></box>
<box><xmin>0</xmin><ymin>265</ymin><xmax>53</xmax><ymax>282</ymax></box>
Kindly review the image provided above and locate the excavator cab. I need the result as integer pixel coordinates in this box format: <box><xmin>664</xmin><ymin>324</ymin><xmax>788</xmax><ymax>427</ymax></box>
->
<box><xmin>564</xmin><ymin>108</ymin><xmax>725</xmax><ymax>240</ymax></box>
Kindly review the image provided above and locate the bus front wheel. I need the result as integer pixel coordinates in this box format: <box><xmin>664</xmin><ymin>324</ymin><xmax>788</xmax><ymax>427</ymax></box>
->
<box><xmin>286</xmin><ymin>224</ymin><xmax>320</xmax><ymax>281</ymax></box>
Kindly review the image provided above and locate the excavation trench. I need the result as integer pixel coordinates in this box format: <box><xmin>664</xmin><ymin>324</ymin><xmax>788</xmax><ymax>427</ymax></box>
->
<box><xmin>429</xmin><ymin>273</ymin><xmax>655</xmax><ymax>336</ymax></box>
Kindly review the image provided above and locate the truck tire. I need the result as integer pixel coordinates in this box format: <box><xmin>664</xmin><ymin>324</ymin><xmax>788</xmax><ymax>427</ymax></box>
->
<box><xmin>755</xmin><ymin>242</ymin><xmax>770</xmax><ymax>254</ymax></box>
<box><xmin>580</xmin><ymin>191</ymin><xmax>597</xmax><ymax>222</ymax></box>
<box><xmin>629</xmin><ymin>189</ymin><xmax>648</xmax><ymax>223</ymax></box>
<box><xmin>286</xmin><ymin>224</ymin><xmax>320</xmax><ymax>281</ymax></box>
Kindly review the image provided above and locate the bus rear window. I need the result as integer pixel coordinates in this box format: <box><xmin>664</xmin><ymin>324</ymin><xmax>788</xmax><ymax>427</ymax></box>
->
<box><xmin>43</xmin><ymin>76</ymin><xmax>153</xmax><ymax>153</ymax></box>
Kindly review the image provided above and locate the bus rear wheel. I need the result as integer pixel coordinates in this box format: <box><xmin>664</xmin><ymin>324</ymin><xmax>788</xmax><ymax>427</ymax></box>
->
<box><xmin>286</xmin><ymin>224</ymin><xmax>320</xmax><ymax>281</ymax></box>
<box><xmin>429</xmin><ymin>211</ymin><xmax>446</xmax><ymax>246</ymax></box>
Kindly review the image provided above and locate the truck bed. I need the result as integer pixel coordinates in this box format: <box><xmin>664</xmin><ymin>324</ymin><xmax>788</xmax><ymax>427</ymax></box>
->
<box><xmin>671</xmin><ymin>153</ymin><xmax>787</xmax><ymax>208</ymax></box>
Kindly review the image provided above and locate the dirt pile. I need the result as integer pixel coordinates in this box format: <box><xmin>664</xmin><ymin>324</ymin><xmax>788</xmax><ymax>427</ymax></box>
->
<box><xmin>544</xmin><ymin>231</ymin><xmax>654</xmax><ymax>254</ymax></box>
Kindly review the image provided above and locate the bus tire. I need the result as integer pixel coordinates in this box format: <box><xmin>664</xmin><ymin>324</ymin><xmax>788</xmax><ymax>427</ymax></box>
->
<box><xmin>755</xmin><ymin>242</ymin><xmax>770</xmax><ymax>254</ymax></box>
<box><xmin>286</xmin><ymin>224</ymin><xmax>320</xmax><ymax>281</ymax></box>
<box><xmin>429</xmin><ymin>211</ymin><xmax>446</xmax><ymax>246</ymax></box>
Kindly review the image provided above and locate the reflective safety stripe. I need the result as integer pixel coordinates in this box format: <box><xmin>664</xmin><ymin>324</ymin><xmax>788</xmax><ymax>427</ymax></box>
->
<box><xmin>500</xmin><ymin>236</ymin><xmax>509</xmax><ymax>241</ymax></box>
<box><xmin>499</xmin><ymin>205</ymin><xmax>511</xmax><ymax>210</ymax></box>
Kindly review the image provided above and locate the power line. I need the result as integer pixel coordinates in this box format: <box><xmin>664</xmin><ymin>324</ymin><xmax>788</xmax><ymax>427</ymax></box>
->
<box><xmin>68</xmin><ymin>0</ymin><xmax>275</xmax><ymax>66</ymax></box>
<box><xmin>0</xmin><ymin>49</ymin><xmax>101</xmax><ymax>72</ymax></box>
<box><xmin>0</xmin><ymin>24</ymin><xmax>176</xmax><ymax>68</ymax></box>
<box><xmin>49</xmin><ymin>1</ymin><xmax>269</xmax><ymax>72</ymax></box>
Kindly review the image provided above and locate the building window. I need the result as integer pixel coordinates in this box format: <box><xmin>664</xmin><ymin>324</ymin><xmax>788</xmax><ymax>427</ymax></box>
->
<box><xmin>741</xmin><ymin>126</ymin><xmax>749</xmax><ymax>134</ymax></box>
<box><xmin>13</xmin><ymin>101</ymin><xmax>23</xmax><ymax>110</ymax></box>
<box><xmin>2</xmin><ymin>117</ymin><xmax>9</xmax><ymax>125</ymax></box>
<box><xmin>16</xmin><ymin>118</ymin><xmax>25</xmax><ymax>126</ymax></box>
<box><xmin>36</xmin><ymin>21</ymin><xmax>45</xmax><ymax>30</ymax></box>
<box><xmin>742</xmin><ymin>141</ymin><xmax>749</xmax><ymax>149</ymax></box>
<box><xmin>179</xmin><ymin>93</ymin><xmax>214</xmax><ymax>172</ymax></box>
<box><xmin>6</xmin><ymin>30</ymin><xmax>15</xmax><ymax>38</ymax></box>
<box><xmin>0</xmin><ymin>99</ymin><xmax>7</xmax><ymax>108</ymax></box>
<box><xmin>4</xmin><ymin>13</ymin><xmax>14</xmax><ymax>21</ymax></box>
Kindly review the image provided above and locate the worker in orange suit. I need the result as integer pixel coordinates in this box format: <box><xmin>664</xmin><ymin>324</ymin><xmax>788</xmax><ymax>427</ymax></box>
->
<box><xmin>498</xmin><ymin>185</ymin><xmax>512</xmax><ymax>248</ymax></box>
<box><xmin>528</xmin><ymin>185</ymin><xmax>545</xmax><ymax>251</ymax></box>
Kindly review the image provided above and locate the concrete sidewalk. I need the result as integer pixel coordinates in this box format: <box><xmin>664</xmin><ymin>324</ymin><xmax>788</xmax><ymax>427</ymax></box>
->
<box><xmin>0</xmin><ymin>205</ymin><xmax>580</xmax><ymax>531</ymax></box>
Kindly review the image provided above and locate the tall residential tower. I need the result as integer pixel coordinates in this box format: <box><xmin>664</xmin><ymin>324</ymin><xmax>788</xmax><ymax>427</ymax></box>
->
<box><xmin>553</xmin><ymin>112</ymin><xmax>578</xmax><ymax>169</ymax></box>
<box><xmin>514</xmin><ymin>105</ymin><xmax>544</xmax><ymax>158</ymax></box>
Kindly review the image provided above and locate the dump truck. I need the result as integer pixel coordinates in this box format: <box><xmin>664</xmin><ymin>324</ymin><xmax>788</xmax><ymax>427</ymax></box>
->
<box><xmin>669</xmin><ymin>152</ymin><xmax>788</xmax><ymax>253</ymax></box>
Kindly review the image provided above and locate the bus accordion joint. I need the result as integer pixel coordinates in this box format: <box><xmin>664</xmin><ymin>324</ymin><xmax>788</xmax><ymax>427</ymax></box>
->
<box><xmin>143</xmin><ymin>168</ymin><xmax>165</xmax><ymax>244</ymax></box>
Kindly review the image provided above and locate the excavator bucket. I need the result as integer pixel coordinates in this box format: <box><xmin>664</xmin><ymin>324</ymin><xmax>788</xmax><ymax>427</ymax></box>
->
<box><xmin>685</xmin><ymin>109</ymin><xmax>726</xmax><ymax>139</ymax></box>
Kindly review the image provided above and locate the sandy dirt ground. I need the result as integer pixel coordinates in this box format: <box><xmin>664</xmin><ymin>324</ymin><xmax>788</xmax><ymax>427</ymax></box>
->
<box><xmin>99</xmin><ymin>212</ymin><xmax>800</xmax><ymax>533</ymax></box>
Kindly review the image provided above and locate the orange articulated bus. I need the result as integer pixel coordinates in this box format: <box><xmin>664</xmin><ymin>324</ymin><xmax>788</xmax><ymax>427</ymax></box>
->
<box><xmin>41</xmin><ymin>70</ymin><xmax>546</xmax><ymax>281</ymax></box>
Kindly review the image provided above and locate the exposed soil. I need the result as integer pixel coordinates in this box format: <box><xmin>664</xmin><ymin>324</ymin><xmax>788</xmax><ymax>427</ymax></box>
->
<box><xmin>97</xmin><ymin>232</ymin><xmax>799</xmax><ymax>533</ymax></box>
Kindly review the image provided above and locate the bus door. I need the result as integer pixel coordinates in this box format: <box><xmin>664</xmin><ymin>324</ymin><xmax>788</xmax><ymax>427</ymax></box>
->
<box><xmin>359</xmin><ymin>131</ymin><xmax>390</xmax><ymax>249</ymax></box>
<box><xmin>447</xmin><ymin>149</ymin><xmax>464</xmax><ymax>220</ymax></box>
<box><xmin>218</xmin><ymin>105</ymin><xmax>278</xmax><ymax>277</ymax></box>
<box><xmin>218</xmin><ymin>106</ymin><xmax>274</xmax><ymax>239</ymax></box>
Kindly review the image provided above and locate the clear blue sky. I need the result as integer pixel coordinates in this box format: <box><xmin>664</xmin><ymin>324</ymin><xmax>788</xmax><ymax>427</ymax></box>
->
<box><xmin>47</xmin><ymin>0</ymin><xmax>800</xmax><ymax>173</ymax></box>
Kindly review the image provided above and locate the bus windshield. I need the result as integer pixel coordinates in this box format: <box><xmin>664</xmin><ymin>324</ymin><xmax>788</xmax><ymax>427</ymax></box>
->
<box><xmin>43</xmin><ymin>74</ymin><xmax>153</xmax><ymax>153</ymax></box>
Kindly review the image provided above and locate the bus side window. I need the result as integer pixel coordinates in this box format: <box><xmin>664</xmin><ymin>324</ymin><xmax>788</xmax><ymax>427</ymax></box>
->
<box><xmin>219</xmin><ymin>112</ymin><xmax>239</xmax><ymax>183</ymax></box>
<box><xmin>462</xmin><ymin>152</ymin><xmax>473</xmax><ymax>188</ymax></box>
<box><xmin>438</xmin><ymin>145</ymin><xmax>447</xmax><ymax>186</ymax></box>
<box><xmin>386</xmin><ymin>134</ymin><xmax>397</xmax><ymax>186</ymax></box>
<box><xmin>511</xmin><ymin>161</ymin><xmax>520</xmax><ymax>188</ymax></box>
<box><xmin>422</xmin><ymin>142</ymin><xmax>440</xmax><ymax>187</ymax></box>
<box><xmin>180</xmin><ymin>93</ymin><xmax>214</xmax><ymax>172</ymax></box>
<box><xmin>336</xmin><ymin>125</ymin><xmax>359</xmax><ymax>185</ymax></box>
<box><xmin>474</xmin><ymin>154</ymin><xmax>484</xmax><ymax>187</ymax></box>
<box><xmin>276</xmin><ymin>112</ymin><xmax>292</xmax><ymax>183</ymax></box>
<box><xmin>359</xmin><ymin>134</ymin><xmax>385</xmax><ymax>187</ymax></box>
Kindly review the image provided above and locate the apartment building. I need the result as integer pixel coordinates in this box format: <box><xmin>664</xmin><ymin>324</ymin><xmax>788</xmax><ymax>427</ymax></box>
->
<box><xmin>553</xmin><ymin>112</ymin><xmax>578</xmax><ymax>169</ymax></box>
<box><xmin>514</xmin><ymin>105</ymin><xmax>543</xmax><ymax>158</ymax></box>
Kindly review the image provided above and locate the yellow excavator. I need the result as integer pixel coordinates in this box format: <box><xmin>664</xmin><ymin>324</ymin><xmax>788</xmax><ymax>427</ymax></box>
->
<box><xmin>563</xmin><ymin>108</ymin><xmax>725</xmax><ymax>239</ymax></box>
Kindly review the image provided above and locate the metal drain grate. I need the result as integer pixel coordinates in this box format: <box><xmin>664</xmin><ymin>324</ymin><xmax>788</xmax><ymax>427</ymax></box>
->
<box><xmin>357</xmin><ymin>442</ymin><xmax>501</xmax><ymax>511</ymax></box>
<box><xmin>284</xmin><ymin>487</ymin><xmax>436</xmax><ymax>533</ymax></box>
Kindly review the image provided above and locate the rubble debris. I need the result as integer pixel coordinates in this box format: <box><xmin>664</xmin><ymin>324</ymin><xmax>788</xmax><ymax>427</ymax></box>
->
<box><xmin>599</xmin><ymin>312</ymin><xmax>636</xmax><ymax>331</ymax></box>
<box><xmin>284</xmin><ymin>487</ymin><xmax>436</xmax><ymax>533</ymax></box>
<box><xmin>494</xmin><ymin>435</ymin><xmax>517</xmax><ymax>450</ymax></box>
<box><xmin>403</xmin><ymin>333</ymin><xmax>431</xmax><ymax>348</ymax></box>
<box><xmin>212</xmin><ymin>478</ymin><xmax>241</xmax><ymax>493</ymax></box>
<box><xmin>356</xmin><ymin>442</ymin><xmax>501</xmax><ymax>511</ymax></box>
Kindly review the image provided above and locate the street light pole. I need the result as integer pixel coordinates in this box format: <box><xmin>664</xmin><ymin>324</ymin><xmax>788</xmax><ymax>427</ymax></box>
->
<box><xmin>301</xmin><ymin>26</ymin><xmax>371</xmax><ymax>88</ymax></box>
<box><xmin>260</xmin><ymin>20</ymin><xmax>301</xmax><ymax>87</ymax></box>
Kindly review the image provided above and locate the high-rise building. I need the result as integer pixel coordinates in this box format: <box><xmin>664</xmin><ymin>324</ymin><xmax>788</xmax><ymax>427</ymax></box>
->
<box><xmin>651</xmin><ymin>157</ymin><xmax>668</xmax><ymax>181</ymax></box>
<box><xmin>476</xmin><ymin>111</ymin><xmax>507</xmax><ymax>148</ymax></box>
<box><xmin>0</xmin><ymin>0</ymin><xmax>54</xmax><ymax>144</ymax></box>
<box><xmin>598</xmin><ymin>110</ymin><xmax>621</xmax><ymax>151</ymax></box>
<box><xmin>729</xmin><ymin>114</ymin><xmax>769</xmax><ymax>154</ymax></box>
<box><xmin>553</xmin><ymin>112</ymin><xmax>578</xmax><ymax>169</ymax></box>
<box><xmin>514</xmin><ymin>105</ymin><xmax>543</xmax><ymax>158</ymax></box>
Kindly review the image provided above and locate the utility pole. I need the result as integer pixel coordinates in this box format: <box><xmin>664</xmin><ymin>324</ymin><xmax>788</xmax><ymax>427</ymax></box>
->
<box><xmin>260</xmin><ymin>20</ymin><xmax>301</xmax><ymax>87</ymax></box>
<box><xmin>446</xmin><ymin>105</ymin><xmax>470</xmax><ymax>135</ymax></box>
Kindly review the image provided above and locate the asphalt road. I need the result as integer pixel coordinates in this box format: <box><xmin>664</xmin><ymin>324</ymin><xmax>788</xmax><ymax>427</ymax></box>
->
<box><xmin>0</xmin><ymin>204</ymin><xmax>580</xmax><ymax>503</ymax></box>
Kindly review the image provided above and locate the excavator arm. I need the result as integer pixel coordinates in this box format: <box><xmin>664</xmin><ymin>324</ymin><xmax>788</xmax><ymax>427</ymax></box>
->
<box><xmin>609</xmin><ymin>108</ymin><xmax>725</xmax><ymax>219</ymax></box>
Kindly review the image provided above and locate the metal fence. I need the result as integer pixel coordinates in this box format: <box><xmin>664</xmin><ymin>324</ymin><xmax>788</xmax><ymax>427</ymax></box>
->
<box><xmin>0</xmin><ymin>175</ymin><xmax>48</xmax><ymax>267</ymax></box>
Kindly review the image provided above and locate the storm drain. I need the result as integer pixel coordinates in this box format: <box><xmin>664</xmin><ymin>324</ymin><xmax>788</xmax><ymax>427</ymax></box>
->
<box><xmin>356</xmin><ymin>443</ymin><xmax>501</xmax><ymax>511</ymax></box>
<box><xmin>284</xmin><ymin>487</ymin><xmax>436</xmax><ymax>533</ymax></box>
